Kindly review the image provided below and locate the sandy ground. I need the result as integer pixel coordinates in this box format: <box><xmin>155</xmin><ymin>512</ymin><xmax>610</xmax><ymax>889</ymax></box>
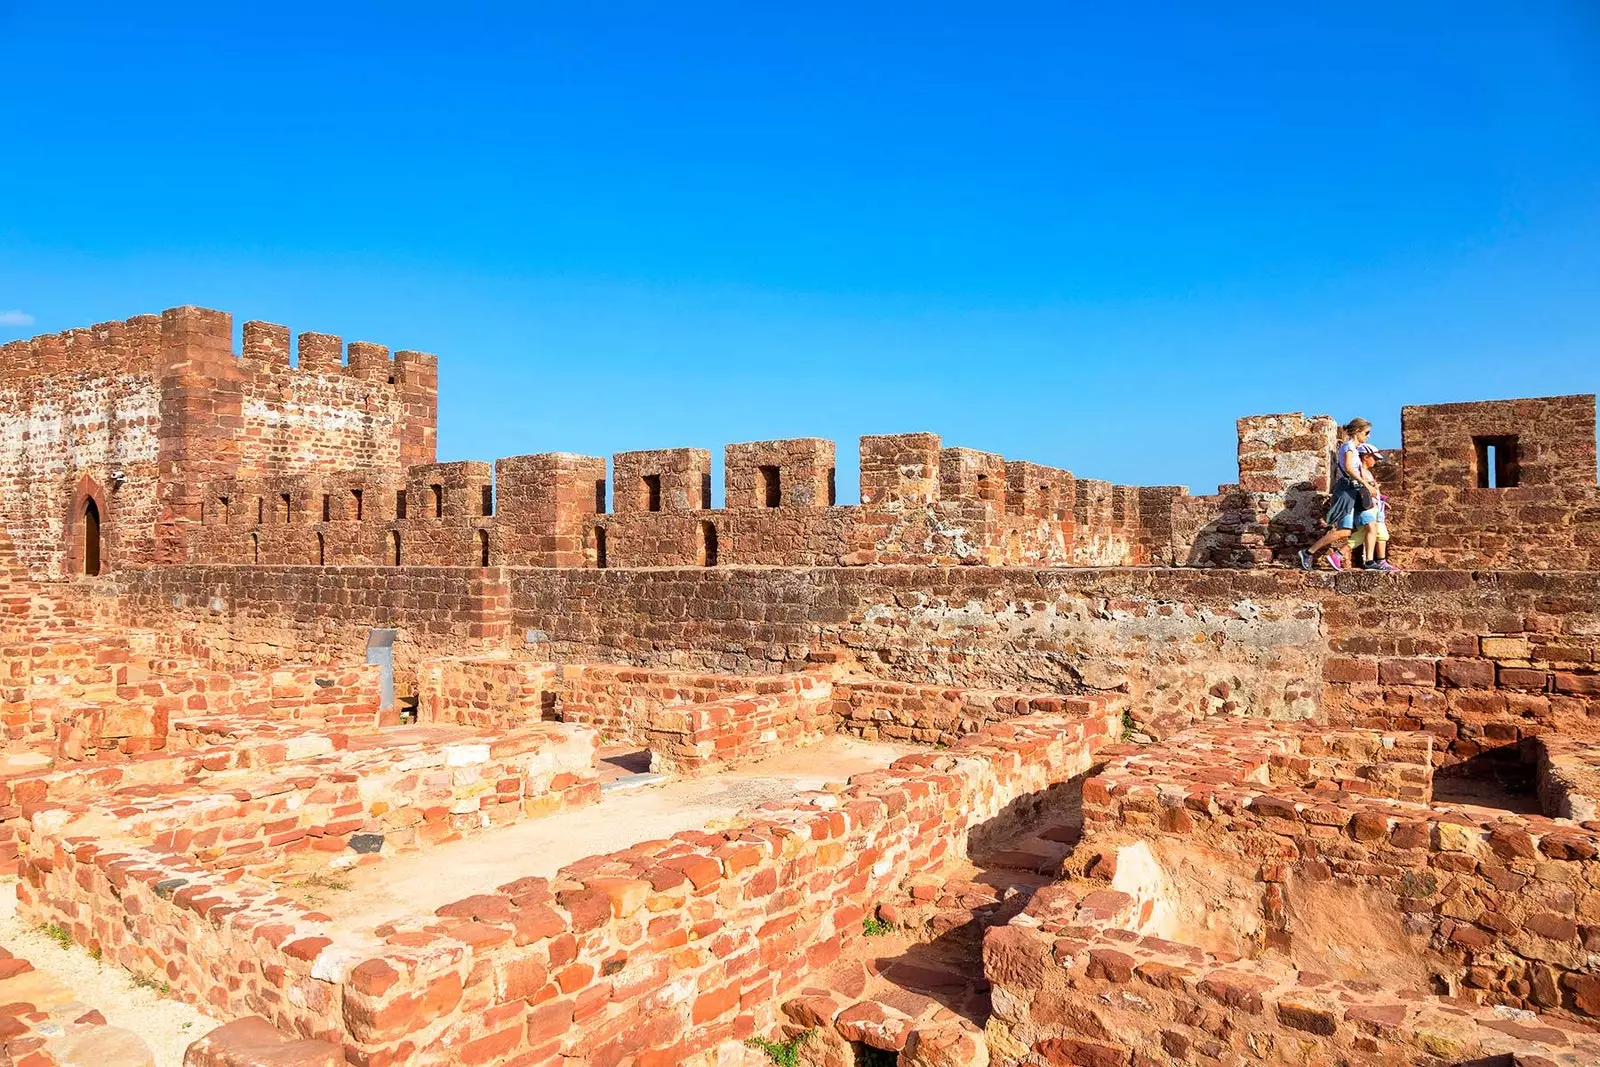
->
<box><xmin>317</xmin><ymin>734</ymin><xmax>916</xmax><ymax>935</ymax></box>
<box><xmin>0</xmin><ymin>879</ymin><xmax>222</xmax><ymax>1067</ymax></box>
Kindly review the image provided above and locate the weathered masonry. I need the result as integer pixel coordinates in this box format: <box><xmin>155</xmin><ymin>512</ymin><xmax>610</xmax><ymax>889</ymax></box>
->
<box><xmin>1</xmin><ymin>304</ymin><xmax>1598</xmax><ymax>1067</ymax></box>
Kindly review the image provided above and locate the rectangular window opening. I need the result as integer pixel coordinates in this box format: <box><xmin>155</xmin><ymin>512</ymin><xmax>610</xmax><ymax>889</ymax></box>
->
<box><xmin>352</xmin><ymin>489</ymin><xmax>364</xmax><ymax>521</ymax></box>
<box><xmin>701</xmin><ymin>472</ymin><xmax>713</xmax><ymax>510</ymax></box>
<box><xmin>481</xmin><ymin>485</ymin><xmax>494</xmax><ymax>517</ymax></box>
<box><xmin>759</xmin><ymin>465</ymin><xmax>781</xmax><ymax>508</ymax></box>
<box><xmin>396</xmin><ymin>490</ymin><xmax>407</xmax><ymax>519</ymax></box>
<box><xmin>643</xmin><ymin>474</ymin><xmax>662</xmax><ymax>512</ymax></box>
<box><xmin>594</xmin><ymin>479</ymin><xmax>607</xmax><ymax>514</ymax></box>
<box><xmin>322</xmin><ymin>494</ymin><xmax>331</xmax><ymax>522</ymax></box>
<box><xmin>1474</xmin><ymin>435</ymin><xmax>1520</xmax><ymax>489</ymax></box>
<box><xmin>827</xmin><ymin>468</ymin><xmax>837</xmax><ymax>507</ymax></box>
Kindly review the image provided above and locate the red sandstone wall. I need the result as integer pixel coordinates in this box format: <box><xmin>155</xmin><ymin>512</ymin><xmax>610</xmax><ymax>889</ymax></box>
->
<box><xmin>0</xmin><ymin>307</ymin><xmax>439</xmax><ymax>580</ymax></box>
<box><xmin>179</xmin><ymin>430</ymin><xmax>1189</xmax><ymax>570</ymax></box>
<box><xmin>1393</xmin><ymin>394</ymin><xmax>1600</xmax><ymax>570</ymax></box>
<box><xmin>109</xmin><ymin>565</ymin><xmax>512</xmax><ymax>677</ymax></box>
<box><xmin>1193</xmin><ymin>395</ymin><xmax>1600</xmax><ymax>570</ymax></box>
<box><xmin>0</xmin><ymin>315</ymin><xmax>165</xmax><ymax>577</ymax></box>
<box><xmin>17</xmin><ymin>705</ymin><xmax>1116</xmax><ymax>1065</ymax></box>
<box><xmin>174</xmin><ymin>393</ymin><xmax>1600</xmax><ymax>575</ymax></box>
<box><xmin>108</xmin><ymin>565</ymin><xmax>1600</xmax><ymax>758</ymax></box>
<box><xmin>417</xmin><ymin>657</ymin><xmax>556</xmax><ymax>730</ymax></box>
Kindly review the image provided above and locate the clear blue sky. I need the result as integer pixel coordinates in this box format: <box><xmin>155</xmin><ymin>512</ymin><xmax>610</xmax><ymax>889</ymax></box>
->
<box><xmin>2</xmin><ymin>2</ymin><xmax>1597</xmax><ymax>501</ymax></box>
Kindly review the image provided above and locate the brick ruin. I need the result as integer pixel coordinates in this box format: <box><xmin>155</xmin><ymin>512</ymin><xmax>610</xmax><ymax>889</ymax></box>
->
<box><xmin>0</xmin><ymin>305</ymin><xmax>1597</xmax><ymax>1067</ymax></box>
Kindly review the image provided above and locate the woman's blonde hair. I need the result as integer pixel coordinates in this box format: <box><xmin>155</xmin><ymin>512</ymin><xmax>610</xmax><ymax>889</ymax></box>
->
<box><xmin>1342</xmin><ymin>417</ymin><xmax>1371</xmax><ymax>439</ymax></box>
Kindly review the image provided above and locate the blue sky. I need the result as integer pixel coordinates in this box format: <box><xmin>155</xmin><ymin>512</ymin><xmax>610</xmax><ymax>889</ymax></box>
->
<box><xmin>2</xmin><ymin>2</ymin><xmax>1596</xmax><ymax>500</ymax></box>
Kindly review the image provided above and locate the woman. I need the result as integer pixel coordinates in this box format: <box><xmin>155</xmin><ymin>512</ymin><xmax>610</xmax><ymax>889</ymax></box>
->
<box><xmin>1299</xmin><ymin>418</ymin><xmax>1380</xmax><ymax>571</ymax></box>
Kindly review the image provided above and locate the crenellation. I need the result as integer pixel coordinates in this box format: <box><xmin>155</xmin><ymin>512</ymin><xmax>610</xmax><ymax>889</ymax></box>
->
<box><xmin>939</xmin><ymin>446</ymin><xmax>1007</xmax><ymax>507</ymax></box>
<box><xmin>8</xmin><ymin>300</ymin><xmax>1588</xmax><ymax>579</ymax></box>
<box><xmin>0</xmin><ymin>313</ymin><xmax>165</xmax><ymax>385</ymax></box>
<box><xmin>241</xmin><ymin>320</ymin><xmax>291</xmax><ymax>367</ymax></box>
<box><xmin>493</xmin><ymin>452</ymin><xmax>607</xmax><ymax>568</ymax></box>
<box><xmin>724</xmin><ymin>437</ymin><xmax>836</xmax><ymax>509</ymax></box>
<box><xmin>611</xmin><ymin>447</ymin><xmax>713</xmax><ymax>513</ymax></box>
<box><xmin>859</xmin><ymin>431</ymin><xmax>941</xmax><ymax>506</ymax></box>
<box><xmin>31</xmin><ymin>330</ymin><xmax>69</xmax><ymax>375</ymax></box>
<box><xmin>294</xmin><ymin>330</ymin><xmax>343</xmax><ymax>374</ymax></box>
<box><xmin>0</xmin><ymin>302</ymin><xmax>1598</xmax><ymax>1067</ymax></box>
<box><xmin>1004</xmin><ymin>459</ymin><xmax>1072</xmax><ymax>520</ymax></box>
<box><xmin>345</xmin><ymin>339</ymin><xmax>392</xmax><ymax>381</ymax></box>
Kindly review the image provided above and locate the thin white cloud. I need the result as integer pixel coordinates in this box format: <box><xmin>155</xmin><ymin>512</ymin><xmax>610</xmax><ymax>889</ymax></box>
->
<box><xmin>0</xmin><ymin>310</ymin><xmax>35</xmax><ymax>327</ymax></box>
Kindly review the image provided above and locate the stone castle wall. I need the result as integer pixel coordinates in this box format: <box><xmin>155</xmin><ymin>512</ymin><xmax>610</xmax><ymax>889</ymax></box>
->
<box><xmin>106</xmin><ymin>563</ymin><xmax>1600</xmax><ymax>762</ymax></box>
<box><xmin>0</xmin><ymin>306</ymin><xmax>437</xmax><ymax>578</ymax></box>
<box><xmin>145</xmin><ymin>397</ymin><xmax>1600</xmax><ymax>575</ymax></box>
<box><xmin>4</xmin><ymin>308</ymin><xmax>1595</xmax><ymax>578</ymax></box>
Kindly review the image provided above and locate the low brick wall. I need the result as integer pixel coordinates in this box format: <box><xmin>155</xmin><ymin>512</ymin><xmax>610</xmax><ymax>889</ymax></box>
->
<box><xmin>984</xmin><ymin>892</ymin><xmax>1600</xmax><ymax>1067</ymax></box>
<box><xmin>644</xmin><ymin>687</ymin><xmax>834</xmax><ymax>774</ymax></box>
<box><xmin>21</xmin><ymin>723</ymin><xmax>598</xmax><ymax>879</ymax></box>
<box><xmin>2</xmin><ymin>633</ymin><xmax>143</xmax><ymax>754</ymax></box>
<box><xmin>550</xmin><ymin>663</ymin><xmax>829</xmax><ymax>745</ymax></box>
<box><xmin>833</xmin><ymin>679</ymin><xmax>1115</xmax><ymax>747</ymax></box>
<box><xmin>1079</xmin><ymin>720</ymin><xmax>1600</xmax><ymax>1021</ymax></box>
<box><xmin>0</xmin><ymin>720</ymin><xmax>352</xmax><ymax>874</ymax></box>
<box><xmin>416</xmin><ymin>657</ymin><xmax>557</xmax><ymax>730</ymax></box>
<box><xmin>5</xmin><ymin>656</ymin><xmax>383</xmax><ymax>765</ymax></box>
<box><xmin>15</xmin><ymin>698</ymin><xmax>1117</xmax><ymax>1064</ymax></box>
<box><xmin>1321</xmin><ymin>575</ymin><xmax>1600</xmax><ymax>763</ymax></box>
<box><xmin>15</xmin><ymin>726</ymin><xmax>602</xmax><ymax>1034</ymax></box>
<box><xmin>320</xmin><ymin>699</ymin><xmax>1121</xmax><ymax>1066</ymax></box>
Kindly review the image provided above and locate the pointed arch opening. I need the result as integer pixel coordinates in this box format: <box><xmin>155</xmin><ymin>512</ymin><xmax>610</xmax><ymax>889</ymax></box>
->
<box><xmin>82</xmin><ymin>499</ymin><xmax>102</xmax><ymax>576</ymax></box>
<box><xmin>698</xmin><ymin>520</ymin><xmax>719</xmax><ymax>567</ymax></box>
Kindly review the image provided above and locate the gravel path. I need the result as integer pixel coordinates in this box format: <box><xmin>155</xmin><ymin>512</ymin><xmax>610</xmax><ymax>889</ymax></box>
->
<box><xmin>0</xmin><ymin>879</ymin><xmax>222</xmax><ymax>1067</ymax></box>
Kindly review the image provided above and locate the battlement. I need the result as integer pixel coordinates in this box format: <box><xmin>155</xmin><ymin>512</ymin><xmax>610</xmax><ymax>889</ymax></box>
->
<box><xmin>173</xmin><ymin>429</ymin><xmax>1170</xmax><ymax>570</ymax></box>
<box><xmin>0</xmin><ymin>306</ymin><xmax>440</xmax><ymax>578</ymax></box>
<box><xmin>5</xmin><ymin>302</ymin><xmax>1594</xmax><ymax>579</ymax></box>
<box><xmin>1</xmin><ymin>306</ymin><xmax>440</xmax><ymax>388</ymax></box>
<box><xmin>0</xmin><ymin>313</ymin><xmax>166</xmax><ymax>382</ymax></box>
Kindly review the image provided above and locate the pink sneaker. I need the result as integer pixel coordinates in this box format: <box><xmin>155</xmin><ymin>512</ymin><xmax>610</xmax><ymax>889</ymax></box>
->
<box><xmin>1326</xmin><ymin>550</ymin><xmax>1344</xmax><ymax>571</ymax></box>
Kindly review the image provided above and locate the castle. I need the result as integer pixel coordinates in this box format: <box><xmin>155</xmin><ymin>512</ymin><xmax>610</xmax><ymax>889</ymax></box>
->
<box><xmin>6</xmin><ymin>306</ymin><xmax>1598</xmax><ymax>583</ymax></box>
<box><xmin>1</xmin><ymin>306</ymin><xmax>1597</xmax><ymax>1067</ymax></box>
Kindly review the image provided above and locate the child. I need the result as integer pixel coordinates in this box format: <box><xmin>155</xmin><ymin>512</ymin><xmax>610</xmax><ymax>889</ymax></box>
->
<box><xmin>1348</xmin><ymin>446</ymin><xmax>1398</xmax><ymax>572</ymax></box>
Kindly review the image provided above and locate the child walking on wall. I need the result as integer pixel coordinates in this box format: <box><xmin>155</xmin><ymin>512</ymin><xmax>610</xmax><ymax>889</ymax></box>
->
<box><xmin>1347</xmin><ymin>444</ymin><xmax>1398</xmax><ymax>571</ymax></box>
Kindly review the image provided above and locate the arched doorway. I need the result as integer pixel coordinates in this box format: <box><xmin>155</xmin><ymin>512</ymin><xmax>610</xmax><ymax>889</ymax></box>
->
<box><xmin>83</xmin><ymin>499</ymin><xmax>102</xmax><ymax>576</ymax></box>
